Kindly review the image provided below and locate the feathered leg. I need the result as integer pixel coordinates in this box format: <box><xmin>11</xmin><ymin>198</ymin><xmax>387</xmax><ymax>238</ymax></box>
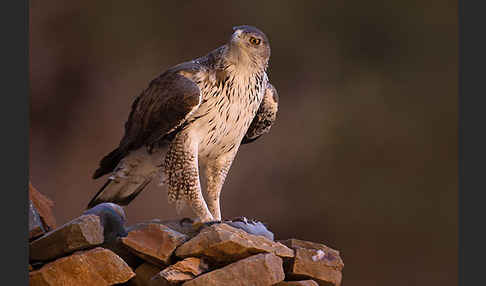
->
<box><xmin>204</xmin><ymin>152</ymin><xmax>236</xmax><ymax>221</ymax></box>
<box><xmin>164</xmin><ymin>132</ymin><xmax>213</xmax><ymax>223</ymax></box>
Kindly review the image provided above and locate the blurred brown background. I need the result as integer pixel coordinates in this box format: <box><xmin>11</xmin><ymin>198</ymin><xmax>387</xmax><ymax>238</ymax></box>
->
<box><xmin>29</xmin><ymin>1</ymin><xmax>457</xmax><ymax>285</ymax></box>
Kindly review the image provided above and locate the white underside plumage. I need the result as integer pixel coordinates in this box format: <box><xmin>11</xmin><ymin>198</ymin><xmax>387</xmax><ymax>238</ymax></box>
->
<box><xmin>183</xmin><ymin>67</ymin><xmax>268</xmax><ymax>163</ymax></box>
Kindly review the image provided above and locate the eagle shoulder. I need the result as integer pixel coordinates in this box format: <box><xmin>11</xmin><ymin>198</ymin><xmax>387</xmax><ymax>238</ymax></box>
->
<box><xmin>121</xmin><ymin>63</ymin><xmax>204</xmax><ymax>151</ymax></box>
<box><xmin>92</xmin><ymin>62</ymin><xmax>203</xmax><ymax>179</ymax></box>
<box><xmin>241</xmin><ymin>82</ymin><xmax>279</xmax><ymax>144</ymax></box>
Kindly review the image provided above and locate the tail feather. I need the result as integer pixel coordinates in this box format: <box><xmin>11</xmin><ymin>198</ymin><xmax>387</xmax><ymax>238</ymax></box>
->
<box><xmin>87</xmin><ymin>178</ymin><xmax>152</xmax><ymax>209</ymax></box>
<box><xmin>88</xmin><ymin>145</ymin><xmax>168</xmax><ymax>209</ymax></box>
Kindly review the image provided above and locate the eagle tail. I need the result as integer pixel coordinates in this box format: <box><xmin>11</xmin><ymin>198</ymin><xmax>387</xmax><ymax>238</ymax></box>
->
<box><xmin>88</xmin><ymin>146</ymin><xmax>168</xmax><ymax>209</ymax></box>
<box><xmin>87</xmin><ymin>177</ymin><xmax>152</xmax><ymax>209</ymax></box>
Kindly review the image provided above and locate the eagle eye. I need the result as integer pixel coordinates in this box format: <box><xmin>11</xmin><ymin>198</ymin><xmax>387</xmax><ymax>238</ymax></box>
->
<box><xmin>249</xmin><ymin>37</ymin><xmax>261</xmax><ymax>45</ymax></box>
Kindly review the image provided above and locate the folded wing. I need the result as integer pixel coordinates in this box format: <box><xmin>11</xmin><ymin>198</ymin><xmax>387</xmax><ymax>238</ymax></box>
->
<box><xmin>241</xmin><ymin>82</ymin><xmax>279</xmax><ymax>144</ymax></box>
<box><xmin>93</xmin><ymin>63</ymin><xmax>202</xmax><ymax>179</ymax></box>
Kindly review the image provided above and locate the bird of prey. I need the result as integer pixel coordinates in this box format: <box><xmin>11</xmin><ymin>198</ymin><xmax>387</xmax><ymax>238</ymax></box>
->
<box><xmin>88</xmin><ymin>25</ymin><xmax>279</xmax><ymax>223</ymax></box>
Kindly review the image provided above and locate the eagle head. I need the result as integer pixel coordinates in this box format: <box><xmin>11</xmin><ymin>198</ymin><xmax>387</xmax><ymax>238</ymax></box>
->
<box><xmin>228</xmin><ymin>25</ymin><xmax>271</xmax><ymax>69</ymax></box>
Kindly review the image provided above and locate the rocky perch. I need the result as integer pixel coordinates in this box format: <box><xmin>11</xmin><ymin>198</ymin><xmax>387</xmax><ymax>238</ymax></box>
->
<box><xmin>29</xmin><ymin>186</ymin><xmax>344</xmax><ymax>286</ymax></box>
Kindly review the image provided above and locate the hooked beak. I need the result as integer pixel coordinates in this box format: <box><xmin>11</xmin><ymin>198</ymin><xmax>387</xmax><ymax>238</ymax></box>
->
<box><xmin>231</xmin><ymin>29</ymin><xmax>243</xmax><ymax>44</ymax></box>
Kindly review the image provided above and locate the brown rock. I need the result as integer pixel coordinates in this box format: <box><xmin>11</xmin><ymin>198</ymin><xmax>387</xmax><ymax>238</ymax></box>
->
<box><xmin>29</xmin><ymin>214</ymin><xmax>104</xmax><ymax>261</ymax></box>
<box><xmin>121</xmin><ymin>223</ymin><xmax>188</xmax><ymax>266</ymax></box>
<box><xmin>127</xmin><ymin>262</ymin><xmax>162</xmax><ymax>286</ymax></box>
<box><xmin>29</xmin><ymin>199</ymin><xmax>45</xmax><ymax>240</ymax></box>
<box><xmin>29</xmin><ymin>182</ymin><xmax>56</xmax><ymax>230</ymax></box>
<box><xmin>175</xmin><ymin>223</ymin><xmax>294</xmax><ymax>264</ymax></box>
<box><xmin>182</xmin><ymin>253</ymin><xmax>284</xmax><ymax>286</ymax></box>
<box><xmin>102</xmin><ymin>238</ymin><xmax>144</xmax><ymax>269</ymax></box>
<box><xmin>29</xmin><ymin>247</ymin><xmax>135</xmax><ymax>286</ymax></box>
<box><xmin>278</xmin><ymin>239</ymin><xmax>339</xmax><ymax>254</ymax></box>
<box><xmin>285</xmin><ymin>248</ymin><xmax>344</xmax><ymax>286</ymax></box>
<box><xmin>158</xmin><ymin>218</ymin><xmax>201</xmax><ymax>238</ymax></box>
<box><xmin>275</xmin><ymin>280</ymin><xmax>319</xmax><ymax>286</ymax></box>
<box><xmin>279</xmin><ymin>239</ymin><xmax>344</xmax><ymax>286</ymax></box>
<box><xmin>152</xmin><ymin>257</ymin><xmax>209</xmax><ymax>285</ymax></box>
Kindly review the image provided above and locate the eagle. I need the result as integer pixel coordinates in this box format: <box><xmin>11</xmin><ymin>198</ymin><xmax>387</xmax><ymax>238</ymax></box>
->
<box><xmin>88</xmin><ymin>26</ymin><xmax>279</xmax><ymax>223</ymax></box>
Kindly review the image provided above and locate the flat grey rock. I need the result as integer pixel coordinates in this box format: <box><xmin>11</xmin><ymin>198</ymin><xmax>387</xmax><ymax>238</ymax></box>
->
<box><xmin>223</xmin><ymin>217</ymin><xmax>274</xmax><ymax>241</ymax></box>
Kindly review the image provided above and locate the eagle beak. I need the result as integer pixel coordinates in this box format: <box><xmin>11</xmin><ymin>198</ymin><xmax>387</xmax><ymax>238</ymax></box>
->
<box><xmin>231</xmin><ymin>29</ymin><xmax>243</xmax><ymax>42</ymax></box>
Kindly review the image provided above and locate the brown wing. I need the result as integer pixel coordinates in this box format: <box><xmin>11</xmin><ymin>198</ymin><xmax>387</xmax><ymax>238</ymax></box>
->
<box><xmin>93</xmin><ymin>63</ymin><xmax>202</xmax><ymax>179</ymax></box>
<box><xmin>242</xmin><ymin>82</ymin><xmax>279</xmax><ymax>144</ymax></box>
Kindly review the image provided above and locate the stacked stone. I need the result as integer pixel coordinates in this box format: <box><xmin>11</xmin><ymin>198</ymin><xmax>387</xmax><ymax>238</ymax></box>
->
<box><xmin>29</xmin><ymin>182</ymin><xmax>57</xmax><ymax>241</ymax></box>
<box><xmin>29</xmin><ymin>186</ymin><xmax>344</xmax><ymax>286</ymax></box>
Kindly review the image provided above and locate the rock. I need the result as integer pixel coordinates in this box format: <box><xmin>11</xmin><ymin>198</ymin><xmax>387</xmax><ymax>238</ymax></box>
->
<box><xmin>102</xmin><ymin>238</ymin><xmax>144</xmax><ymax>269</ymax></box>
<box><xmin>275</xmin><ymin>280</ymin><xmax>319</xmax><ymax>286</ymax></box>
<box><xmin>283</xmin><ymin>247</ymin><xmax>344</xmax><ymax>286</ymax></box>
<box><xmin>182</xmin><ymin>253</ymin><xmax>284</xmax><ymax>286</ymax></box>
<box><xmin>29</xmin><ymin>214</ymin><xmax>104</xmax><ymax>262</ymax></box>
<box><xmin>127</xmin><ymin>262</ymin><xmax>162</xmax><ymax>286</ymax></box>
<box><xmin>29</xmin><ymin>182</ymin><xmax>56</xmax><ymax>230</ymax></box>
<box><xmin>175</xmin><ymin>223</ymin><xmax>294</xmax><ymax>264</ymax></box>
<box><xmin>158</xmin><ymin>218</ymin><xmax>201</xmax><ymax>238</ymax></box>
<box><xmin>29</xmin><ymin>247</ymin><xmax>135</xmax><ymax>286</ymax></box>
<box><xmin>151</xmin><ymin>257</ymin><xmax>209</xmax><ymax>285</ymax></box>
<box><xmin>29</xmin><ymin>199</ymin><xmax>45</xmax><ymax>240</ymax></box>
<box><xmin>31</xmin><ymin>261</ymin><xmax>44</xmax><ymax>270</ymax></box>
<box><xmin>278</xmin><ymin>239</ymin><xmax>339</xmax><ymax>254</ymax></box>
<box><xmin>160</xmin><ymin>217</ymin><xmax>275</xmax><ymax>241</ymax></box>
<box><xmin>83</xmin><ymin>203</ymin><xmax>127</xmax><ymax>243</ymax></box>
<box><xmin>223</xmin><ymin>217</ymin><xmax>274</xmax><ymax>241</ymax></box>
<box><xmin>121</xmin><ymin>223</ymin><xmax>188</xmax><ymax>266</ymax></box>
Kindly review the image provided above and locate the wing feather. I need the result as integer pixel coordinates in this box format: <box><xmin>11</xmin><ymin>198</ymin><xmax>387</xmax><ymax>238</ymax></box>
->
<box><xmin>93</xmin><ymin>63</ymin><xmax>202</xmax><ymax>179</ymax></box>
<box><xmin>241</xmin><ymin>82</ymin><xmax>279</xmax><ymax>144</ymax></box>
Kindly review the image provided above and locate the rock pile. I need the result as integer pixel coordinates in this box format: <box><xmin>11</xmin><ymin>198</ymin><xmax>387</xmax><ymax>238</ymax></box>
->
<box><xmin>29</xmin><ymin>182</ymin><xmax>56</xmax><ymax>241</ymax></box>
<box><xmin>29</xmin><ymin>186</ymin><xmax>344</xmax><ymax>286</ymax></box>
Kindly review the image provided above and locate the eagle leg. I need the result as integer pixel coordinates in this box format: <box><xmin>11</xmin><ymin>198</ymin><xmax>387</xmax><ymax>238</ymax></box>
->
<box><xmin>204</xmin><ymin>152</ymin><xmax>236</xmax><ymax>221</ymax></box>
<box><xmin>164</xmin><ymin>132</ymin><xmax>213</xmax><ymax>223</ymax></box>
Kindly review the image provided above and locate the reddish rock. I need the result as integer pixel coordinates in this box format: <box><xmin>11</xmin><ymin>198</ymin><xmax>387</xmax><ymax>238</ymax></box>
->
<box><xmin>278</xmin><ymin>239</ymin><xmax>340</xmax><ymax>254</ymax></box>
<box><xmin>151</xmin><ymin>257</ymin><xmax>209</xmax><ymax>285</ymax></box>
<box><xmin>102</xmin><ymin>238</ymin><xmax>144</xmax><ymax>269</ymax></box>
<box><xmin>175</xmin><ymin>223</ymin><xmax>293</xmax><ymax>264</ymax></box>
<box><xmin>279</xmin><ymin>239</ymin><xmax>344</xmax><ymax>286</ymax></box>
<box><xmin>182</xmin><ymin>253</ymin><xmax>284</xmax><ymax>286</ymax></box>
<box><xmin>121</xmin><ymin>223</ymin><xmax>188</xmax><ymax>266</ymax></box>
<box><xmin>158</xmin><ymin>218</ymin><xmax>201</xmax><ymax>238</ymax></box>
<box><xmin>29</xmin><ymin>199</ymin><xmax>45</xmax><ymax>240</ymax></box>
<box><xmin>29</xmin><ymin>247</ymin><xmax>135</xmax><ymax>286</ymax></box>
<box><xmin>127</xmin><ymin>262</ymin><xmax>162</xmax><ymax>286</ymax></box>
<box><xmin>29</xmin><ymin>182</ymin><xmax>56</xmax><ymax>230</ymax></box>
<box><xmin>275</xmin><ymin>280</ymin><xmax>319</xmax><ymax>286</ymax></box>
<box><xmin>284</xmin><ymin>247</ymin><xmax>344</xmax><ymax>286</ymax></box>
<box><xmin>29</xmin><ymin>214</ymin><xmax>104</xmax><ymax>261</ymax></box>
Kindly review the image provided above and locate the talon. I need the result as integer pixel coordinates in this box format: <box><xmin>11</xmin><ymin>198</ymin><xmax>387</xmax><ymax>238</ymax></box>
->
<box><xmin>191</xmin><ymin>219</ymin><xmax>222</xmax><ymax>231</ymax></box>
<box><xmin>205</xmin><ymin>220</ymin><xmax>222</xmax><ymax>226</ymax></box>
<box><xmin>191</xmin><ymin>221</ymin><xmax>205</xmax><ymax>231</ymax></box>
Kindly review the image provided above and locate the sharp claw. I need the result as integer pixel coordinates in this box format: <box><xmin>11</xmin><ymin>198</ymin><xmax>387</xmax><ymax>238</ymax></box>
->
<box><xmin>191</xmin><ymin>219</ymin><xmax>222</xmax><ymax>231</ymax></box>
